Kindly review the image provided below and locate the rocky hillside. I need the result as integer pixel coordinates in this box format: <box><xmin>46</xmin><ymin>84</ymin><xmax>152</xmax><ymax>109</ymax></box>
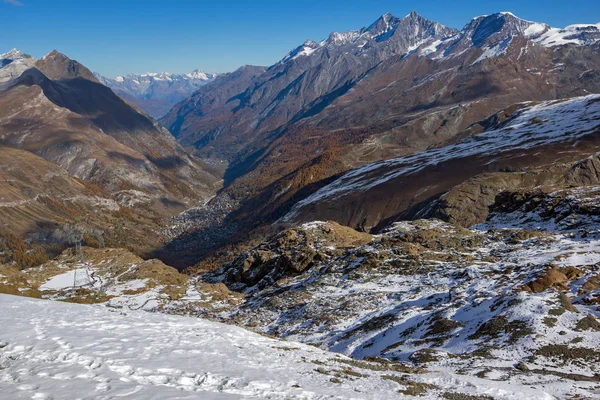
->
<box><xmin>0</xmin><ymin>49</ymin><xmax>220</xmax><ymax>253</ymax></box>
<box><xmin>203</xmin><ymin>188</ymin><xmax>600</xmax><ymax>399</ymax></box>
<box><xmin>283</xmin><ymin>95</ymin><xmax>600</xmax><ymax>231</ymax></box>
<box><xmin>6</xmin><ymin>182</ymin><xmax>600</xmax><ymax>399</ymax></box>
<box><xmin>95</xmin><ymin>70</ymin><xmax>218</xmax><ymax>119</ymax></box>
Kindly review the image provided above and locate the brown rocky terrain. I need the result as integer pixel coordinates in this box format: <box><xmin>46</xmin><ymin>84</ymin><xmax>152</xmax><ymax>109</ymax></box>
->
<box><xmin>284</xmin><ymin>95</ymin><xmax>600</xmax><ymax>232</ymax></box>
<box><xmin>0</xmin><ymin>50</ymin><xmax>220</xmax><ymax>256</ymax></box>
<box><xmin>0</xmin><ymin>146</ymin><xmax>178</xmax><ymax>261</ymax></box>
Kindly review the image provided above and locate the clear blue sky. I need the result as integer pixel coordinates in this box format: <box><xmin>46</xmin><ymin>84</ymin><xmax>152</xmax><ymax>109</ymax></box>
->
<box><xmin>2</xmin><ymin>0</ymin><xmax>599</xmax><ymax>77</ymax></box>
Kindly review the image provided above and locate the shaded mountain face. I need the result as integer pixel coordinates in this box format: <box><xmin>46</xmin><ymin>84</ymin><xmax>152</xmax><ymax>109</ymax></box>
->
<box><xmin>0</xmin><ymin>50</ymin><xmax>219</xmax><ymax>248</ymax></box>
<box><xmin>160</xmin><ymin>64</ymin><xmax>268</xmax><ymax>161</ymax></box>
<box><xmin>95</xmin><ymin>70</ymin><xmax>219</xmax><ymax>119</ymax></box>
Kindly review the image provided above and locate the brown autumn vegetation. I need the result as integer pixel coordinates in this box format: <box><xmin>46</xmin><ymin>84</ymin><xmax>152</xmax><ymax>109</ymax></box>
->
<box><xmin>0</xmin><ymin>233</ymin><xmax>49</xmax><ymax>269</ymax></box>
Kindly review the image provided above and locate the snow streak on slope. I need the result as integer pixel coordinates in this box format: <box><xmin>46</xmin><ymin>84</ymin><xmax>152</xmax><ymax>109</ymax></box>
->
<box><xmin>283</xmin><ymin>95</ymin><xmax>600</xmax><ymax>221</ymax></box>
<box><xmin>534</xmin><ymin>23</ymin><xmax>600</xmax><ymax>47</ymax></box>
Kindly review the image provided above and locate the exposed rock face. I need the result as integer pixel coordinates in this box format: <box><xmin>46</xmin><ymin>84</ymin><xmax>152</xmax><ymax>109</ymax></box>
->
<box><xmin>208</xmin><ymin>221</ymin><xmax>372</xmax><ymax>292</ymax></box>
<box><xmin>523</xmin><ymin>268</ymin><xmax>570</xmax><ymax>293</ymax></box>
<box><xmin>35</xmin><ymin>50</ymin><xmax>99</xmax><ymax>81</ymax></box>
<box><xmin>431</xmin><ymin>150</ymin><xmax>600</xmax><ymax>228</ymax></box>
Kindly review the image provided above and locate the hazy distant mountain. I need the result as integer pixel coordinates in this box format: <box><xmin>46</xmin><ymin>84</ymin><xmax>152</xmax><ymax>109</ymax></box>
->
<box><xmin>95</xmin><ymin>70</ymin><xmax>219</xmax><ymax>118</ymax></box>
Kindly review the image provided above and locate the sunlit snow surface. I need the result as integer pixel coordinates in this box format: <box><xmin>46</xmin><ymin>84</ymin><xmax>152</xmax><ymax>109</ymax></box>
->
<box><xmin>0</xmin><ymin>295</ymin><xmax>569</xmax><ymax>399</ymax></box>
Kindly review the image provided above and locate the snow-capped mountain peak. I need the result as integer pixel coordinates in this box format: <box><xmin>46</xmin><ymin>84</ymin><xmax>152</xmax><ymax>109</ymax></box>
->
<box><xmin>186</xmin><ymin>69</ymin><xmax>218</xmax><ymax>80</ymax></box>
<box><xmin>0</xmin><ymin>48</ymin><xmax>36</xmax><ymax>83</ymax></box>
<box><xmin>437</xmin><ymin>12</ymin><xmax>600</xmax><ymax>61</ymax></box>
<box><xmin>365</xmin><ymin>12</ymin><xmax>401</xmax><ymax>38</ymax></box>
<box><xmin>94</xmin><ymin>69</ymin><xmax>219</xmax><ymax>118</ymax></box>
<box><xmin>460</xmin><ymin>12</ymin><xmax>549</xmax><ymax>47</ymax></box>
<box><xmin>0</xmin><ymin>48</ymin><xmax>25</xmax><ymax>60</ymax></box>
<box><xmin>279</xmin><ymin>12</ymin><xmax>457</xmax><ymax>64</ymax></box>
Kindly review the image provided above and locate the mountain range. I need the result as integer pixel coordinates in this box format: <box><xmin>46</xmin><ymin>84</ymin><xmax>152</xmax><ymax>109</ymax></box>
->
<box><xmin>157</xmin><ymin>11</ymin><xmax>600</xmax><ymax>260</ymax></box>
<box><xmin>2</xmin><ymin>9</ymin><xmax>600</xmax><ymax>399</ymax></box>
<box><xmin>95</xmin><ymin>70</ymin><xmax>218</xmax><ymax>118</ymax></box>
<box><xmin>0</xmin><ymin>48</ymin><xmax>219</xmax><ymax>253</ymax></box>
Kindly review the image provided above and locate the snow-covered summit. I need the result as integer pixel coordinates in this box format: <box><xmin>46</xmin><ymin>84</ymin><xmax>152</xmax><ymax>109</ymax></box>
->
<box><xmin>0</xmin><ymin>47</ymin><xmax>35</xmax><ymax>83</ymax></box>
<box><xmin>280</xmin><ymin>11</ymin><xmax>457</xmax><ymax>63</ymax></box>
<box><xmin>534</xmin><ymin>22</ymin><xmax>600</xmax><ymax>47</ymax></box>
<box><xmin>94</xmin><ymin>69</ymin><xmax>219</xmax><ymax>118</ymax></box>
<box><xmin>0</xmin><ymin>48</ymin><xmax>25</xmax><ymax>61</ymax></box>
<box><xmin>186</xmin><ymin>69</ymin><xmax>218</xmax><ymax>80</ymax></box>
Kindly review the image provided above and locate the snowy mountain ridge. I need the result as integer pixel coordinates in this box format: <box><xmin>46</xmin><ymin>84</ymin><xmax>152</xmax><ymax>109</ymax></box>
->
<box><xmin>280</xmin><ymin>10</ymin><xmax>457</xmax><ymax>63</ymax></box>
<box><xmin>94</xmin><ymin>69</ymin><xmax>219</xmax><ymax>118</ymax></box>
<box><xmin>0</xmin><ymin>48</ymin><xmax>35</xmax><ymax>83</ymax></box>
<box><xmin>102</xmin><ymin>70</ymin><xmax>218</xmax><ymax>85</ymax></box>
<box><xmin>283</xmin><ymin>94</ymin><xmax>600</xmax><ymax>222</ymax></box>
<box><xmin>280</xmin><ymin>11</ymin><xmax>600</xmax><ymax>64</ymax></box>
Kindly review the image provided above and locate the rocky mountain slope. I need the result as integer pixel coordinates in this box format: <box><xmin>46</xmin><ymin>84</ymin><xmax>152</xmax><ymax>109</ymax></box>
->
<box><xmin>5</xmin><ymin>181</ymin><xmax>600</xmax><ymax>398</ymax></box>
<box><xmin>204</xmin><ymin>210</ymin><xmax>600</xmax><ymax>399</ymax></box>
<box><xmin>162</xmin><ymin>11</ymin><xmax>458</xmax><ymax>161</ymax></box>
<box><xmin>95</xmin><ymin>70</ymin><xmax>218</xmax><ymax>119</ymax></box>
<box><xmin>0</xmin><ymin>49</ymin><xmax>219</xmax><ymax>253</ymax></box>
<box><xmin>160</xmin><ymin>12</ymin><xmax>600</xmax><ymax>255</ymax></box>
<box><xmin>283</xmin><ymin>95</ymin><xmax>600</xmax><ymax>231</ymax></box>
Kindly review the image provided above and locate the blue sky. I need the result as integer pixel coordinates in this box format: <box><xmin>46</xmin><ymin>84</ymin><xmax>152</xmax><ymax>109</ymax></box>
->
<box><xmin>2</xmin><ymin>0</ymin><xmax>599</xmax><ymax>77</ymax></box>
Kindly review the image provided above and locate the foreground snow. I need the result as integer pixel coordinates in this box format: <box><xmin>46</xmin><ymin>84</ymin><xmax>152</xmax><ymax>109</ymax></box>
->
<box><xmin>0</xmin><ymin>295</ymin><xmax>402</xmax><ymax>399</ymax></box>
<box><xmin>0</xmin><ymin>295</ymin><xmax>570</xmax><ymax>400</ymax></box>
